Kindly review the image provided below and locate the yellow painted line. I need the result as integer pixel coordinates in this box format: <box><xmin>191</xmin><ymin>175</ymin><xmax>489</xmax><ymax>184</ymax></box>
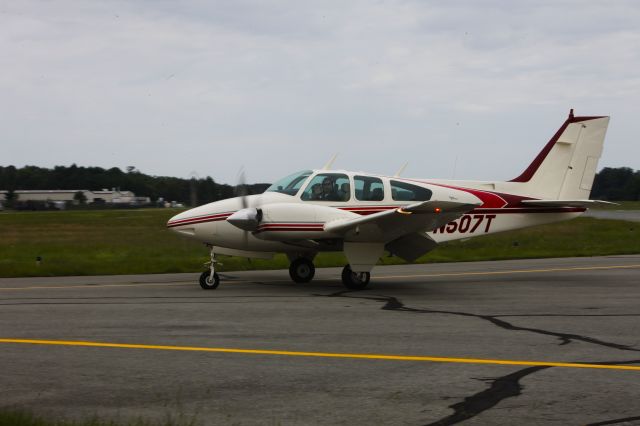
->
<box><xmin>1</xmin><ymin>338</ymin><xmax>639</xmax><ymax>372</ymax></box>
<box><xmin>378</xmin><ymin>264</ymin><xmax>640</xmax><ymax>280</ymax></box>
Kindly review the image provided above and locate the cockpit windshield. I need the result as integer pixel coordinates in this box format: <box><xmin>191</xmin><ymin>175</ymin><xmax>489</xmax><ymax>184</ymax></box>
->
<box><xmin>266</xmin><ymin>170</ymin><xmax>312</xmax><ymax>196</ymax></box>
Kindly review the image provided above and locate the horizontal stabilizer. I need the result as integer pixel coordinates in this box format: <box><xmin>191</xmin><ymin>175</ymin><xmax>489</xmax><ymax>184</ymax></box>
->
<box><xmin>521</xmin><ymin>200</ymin><xmax>618</xmax><ymax>208</ymax></box>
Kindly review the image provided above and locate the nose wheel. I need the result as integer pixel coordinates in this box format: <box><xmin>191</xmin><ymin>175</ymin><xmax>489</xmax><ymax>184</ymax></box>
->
<box><xmin>289</xmin><ymin>258</ymin><xmax>316</xmax><ymax>283</ymax></box>
<box><xmin>200</xmin><ymin>248</ymin><xmax>221</xmax><ymax>290</ymax></box>
<box><xmin>341</xmin><ymin>264</ymin><xmax>370</xmax><ymax>290</ymax></box>
<box><xmin>199</xmin><ymin>270</ymin><xmax>220</xmax><ymax>289</ymax></box>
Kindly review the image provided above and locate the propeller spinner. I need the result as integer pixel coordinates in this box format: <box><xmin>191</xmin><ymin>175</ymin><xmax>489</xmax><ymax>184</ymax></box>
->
<box><xmin>226</xmin><ymin>208</ymin><xmax>262</xmax><ymax>231</ymax></box>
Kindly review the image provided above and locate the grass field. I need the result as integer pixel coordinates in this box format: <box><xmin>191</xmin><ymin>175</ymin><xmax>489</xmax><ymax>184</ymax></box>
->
<box><xmin>0</xmin><ymin>208</ymin><xmax>638</xmax><ymax>278</ymax></box>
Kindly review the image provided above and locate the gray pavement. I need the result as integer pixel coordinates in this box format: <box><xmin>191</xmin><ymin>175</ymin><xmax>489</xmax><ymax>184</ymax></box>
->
<box><xmin>584</xmin><ymin>209</ymin><xmax>640</xmax><ymax>222</ymax></box>
<box><xmin>1</xmin><ymin>255</ymin><xmax>640</xmax><ymax>425</ymax></box>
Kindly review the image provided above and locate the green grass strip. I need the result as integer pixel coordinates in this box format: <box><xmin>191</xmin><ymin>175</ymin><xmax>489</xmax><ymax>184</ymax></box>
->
<box><xmin>0</xmin><ymin>209</ymin><xmax>638</xmax><ymax>278</ymax></box>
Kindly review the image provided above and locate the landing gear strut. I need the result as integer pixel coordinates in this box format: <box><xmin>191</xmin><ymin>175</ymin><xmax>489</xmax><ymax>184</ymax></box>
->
<box><xmin>289</xmin><ymin>258</ymin><xmax>315</xmax><ymax>283</ymax></box>
<box><xmin>199</xmin><ymin>248</ymin><xmax>220</xmax><ymax>290</ymax></box>
<box><xmin>341</xmin><ymin>264</ymin><xmax>370</xmax><ymax>290</ymax></box>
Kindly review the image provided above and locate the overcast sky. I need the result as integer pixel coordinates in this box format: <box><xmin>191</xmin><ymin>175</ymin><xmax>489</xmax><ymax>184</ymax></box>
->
<box><xmin>2</xmin><ymin>1</ymin><xmax>639</xmax><ymax>184</ymax></box>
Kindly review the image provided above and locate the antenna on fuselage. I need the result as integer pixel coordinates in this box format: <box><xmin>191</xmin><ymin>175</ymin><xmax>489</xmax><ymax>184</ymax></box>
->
<box><xmin>321</xmin><ymin>153</ymin><xmax>338</xmax><ymax>170</ymax></box>
<box><xmin>394</xmin><ymin>162</ymin><xmax>408</xmax><ymax>177</ymax></box>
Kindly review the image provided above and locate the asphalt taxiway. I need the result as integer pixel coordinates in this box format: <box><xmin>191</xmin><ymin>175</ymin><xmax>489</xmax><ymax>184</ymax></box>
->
<box><xmin>1</xmin><ymin>255</ymin><xmax>640</xmax><ymax>425</ymax></box>
<box><xmin>584</xmin><ymin>210</ymin><xmax>640</xmax><ymax>222</ymax></box>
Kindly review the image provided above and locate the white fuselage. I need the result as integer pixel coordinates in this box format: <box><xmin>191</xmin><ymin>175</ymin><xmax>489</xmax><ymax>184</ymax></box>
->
<box><xmin>167</xmin><ymin>170</ymin><xmax>584</xmax><ymax>257</ymax></box>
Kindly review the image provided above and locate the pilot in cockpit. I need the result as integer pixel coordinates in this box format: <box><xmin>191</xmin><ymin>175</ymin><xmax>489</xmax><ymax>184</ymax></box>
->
<box><xmin>321</xmin><ymin>177</ymin><xmax>337</xmax><ymax>200</ymax></box>
<box><xmin>311</xmin><ymin>183</ymin><xmax>323</xmax><ymax>200</ymax></box>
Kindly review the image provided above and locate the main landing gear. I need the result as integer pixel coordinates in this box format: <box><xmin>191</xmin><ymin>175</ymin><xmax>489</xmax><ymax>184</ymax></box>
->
<box><xmin>288</xmin><ymin>258</ymin><xmax>371</xmax><ymax>291</ymax></box>
<box><xmin>289</xmin><ymin>257</ymin><xmax>315</xmax><ymax>283</ymax></box>
<box><xmin>199</xmin><ymin>248</ymin><xmax>220</xmax><ymax>290</ymax></box>
<box><xmin>341</xmin><ymin>264</ymin><xmax>370</xmax><ymax>290</ymax></box>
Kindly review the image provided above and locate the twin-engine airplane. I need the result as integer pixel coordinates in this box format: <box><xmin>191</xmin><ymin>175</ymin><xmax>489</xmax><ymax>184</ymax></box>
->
<box><xmin>168</xmin><ymin>110</ymin><xmax>611</xmax><ymax>290</ymax></box>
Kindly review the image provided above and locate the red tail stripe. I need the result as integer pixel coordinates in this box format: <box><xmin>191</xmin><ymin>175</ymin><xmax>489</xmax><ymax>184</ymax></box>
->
<box><xmin>511</xmin><ymin>113</ymin><xmax>606</xmax><ymax>183</ymax></box>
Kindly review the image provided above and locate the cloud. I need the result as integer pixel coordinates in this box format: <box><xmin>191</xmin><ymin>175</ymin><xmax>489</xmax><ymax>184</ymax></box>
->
<box><xmin>1</xmin><ymin>0</ymin><xmax>639</xmax><ymax>183</ymax></box>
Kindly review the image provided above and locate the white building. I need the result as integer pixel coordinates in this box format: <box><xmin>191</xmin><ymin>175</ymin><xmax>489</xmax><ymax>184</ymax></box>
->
<box><xmin>13</xmin><ymin>190</ymin><xmax>95</xmax><ymax>204</ymax></box>
<box><xmin>92</xmin><ymin>189</ymin><xmax>135</xmax><ymax>204</ymax></box>
<box><xmin>0</xmin><ymin>189</ymin><xmax>149</xmax><ymax>206</ymax></box>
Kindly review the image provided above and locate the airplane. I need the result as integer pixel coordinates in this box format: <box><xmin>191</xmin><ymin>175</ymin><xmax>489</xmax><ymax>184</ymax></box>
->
<box><xmin>168</xmin><ymin>110</ymin><xmax>611</xmax><ymax>290</ymax></box>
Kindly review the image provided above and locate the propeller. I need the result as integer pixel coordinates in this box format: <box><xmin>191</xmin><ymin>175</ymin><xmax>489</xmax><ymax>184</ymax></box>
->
<box><xmin>227</xmin><ymin>168</ymin><xmax>263</xmax><ymax>246</ymax></box>
<box><xmin>236</xmin><ymin>168</ymin><xmax>248</xmax><ymax>209</ymax></box>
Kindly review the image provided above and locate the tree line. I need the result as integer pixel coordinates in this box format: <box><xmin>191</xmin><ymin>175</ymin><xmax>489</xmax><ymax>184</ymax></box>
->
<box><xmin>590</xmin><ymin>167</ymin><xmax>640</xmax><ymax>201</ymax></box>
<box><xmin>0</xmin><ymin>165</ymin><xmax>269</xmax><ymax>207</ymax></box>
<box><xmin>1</xmin><ymin>165</ymin><xmax>638</xmax><ymax>207</ymax></box>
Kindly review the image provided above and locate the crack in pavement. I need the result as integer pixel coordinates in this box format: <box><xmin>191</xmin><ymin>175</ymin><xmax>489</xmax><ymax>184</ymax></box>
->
<box><xmin>586</xmin><ymin>415</ymin><xmax>640</xmax><ymax>425</ymax></box>
<box><xmin>424</xmin><ymin>366</ymin><xmax>549</xmax><ymax>426</ymax></box>
<box><xmin>424</xmin><ymin>357</ymin><xmax>640</xmax><ymax>426</ymax></box>
<box><xmin>319</xmin><ymin>291</ymin><xmax>640</xmax><ymax>352</ymax></box>
<box><xmin>316</xmin><ymin>290</ymin><xmax>640</xmax><ymax>425</ymax></box>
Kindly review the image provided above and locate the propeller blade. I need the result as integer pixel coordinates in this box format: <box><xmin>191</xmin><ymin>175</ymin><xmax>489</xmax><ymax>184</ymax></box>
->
<box><xmin>236</xmin><ymin>167</ymin><xmax>248</xmax><ymax>209</ymax></box>
<box><xmin>232</xmin><ymin>167</ymin><xmax>266</xmax><ymax>247</ymax></box>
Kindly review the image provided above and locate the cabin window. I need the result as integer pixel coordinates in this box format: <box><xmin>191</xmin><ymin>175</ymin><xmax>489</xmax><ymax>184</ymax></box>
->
<box><xmin>390</xmin><ymin>180</ymin><xmax>432</xmax><ymax>201</ymax></box>
<box><xmin>301</xmin><ymin>173</ymin><xmax>351</xmax><ymax>202</ymax></box>
<box><xmin>354</xmin><ymin>176</ymin><xmax>384</xmax><ymax>201</ymax></box>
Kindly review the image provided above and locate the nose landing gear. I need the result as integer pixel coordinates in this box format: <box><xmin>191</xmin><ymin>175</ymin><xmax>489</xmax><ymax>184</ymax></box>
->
<box><xmin>200</xmin><ymin>248</ymin><xmax>221</xmax><ymax>290</ymax></box>
<box><xmin>199</xmin><ymin>269</ymin><xmax>220</xmax><ymax>289</ymax></box>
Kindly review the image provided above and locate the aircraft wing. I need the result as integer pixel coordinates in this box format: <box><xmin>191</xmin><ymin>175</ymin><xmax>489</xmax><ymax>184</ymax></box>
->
<box><xmin>520</xmin><ymin>200</ymin><xmax>618</xmax><ymax>208</ymax></box>
<box><xmin>324</xmin><ymin>200</ymin><xmax>480</xmax><ymax>243</ymax></box>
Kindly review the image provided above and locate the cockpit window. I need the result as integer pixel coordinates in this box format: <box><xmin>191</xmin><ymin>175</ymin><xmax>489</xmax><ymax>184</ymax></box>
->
<box><xmin>266</xmin><ymin>170</ymin><xmax>312</xmax><ymax>196</ymax></box>
<box><xmin>391</xmin><ymin>180</ymin><xmax>432</xmax><ymax>201</ymax></box>
<box><xmin>301</xmin><ymin>173</ymin><xmax>350</xmax><ymax>202</ymax></box>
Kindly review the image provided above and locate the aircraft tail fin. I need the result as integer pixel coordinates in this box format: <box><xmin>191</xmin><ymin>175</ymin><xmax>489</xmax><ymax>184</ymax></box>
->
<box><xmin>510</xmin><ymin>110</ymin><xmax>610</xmax><ymax>200</ymax></box>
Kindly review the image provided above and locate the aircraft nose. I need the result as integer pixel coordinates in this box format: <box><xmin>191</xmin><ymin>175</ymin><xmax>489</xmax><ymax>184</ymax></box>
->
<box><xmin>167</xmin><ymin>210</ymin><xmax>189</xmax><ymax>229</ymax></box>
<box><xmin>166</xmin><ymin>209</ymin><xmax>198</xmax><ymax>237</ymax></box>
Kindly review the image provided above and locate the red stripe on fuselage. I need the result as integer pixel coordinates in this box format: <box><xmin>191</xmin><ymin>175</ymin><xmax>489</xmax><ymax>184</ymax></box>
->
<box><xmin>167</xmin><ymin>213</ymin><xmax>232</xmax><ymax>228</ymax></box>
<box><xmin>339</xmin><ymin>206</ymin><xmax>398</xmax><ymax>215</ymax></box>
<box><xmin>254</xmin><ymin>223</ymin><xmax>324</xmax><ymax>234</ymax></box>
<box><xmin>420</xmin><ymin>182</ymin><xmax>511</xmax><ymax>208</ymax></box>
<box><xmin>258</xmin><ymin>223</ymin><xmax>324</xmax><ymax>229</ymax></box>
<box><xmin>166</xmin><ymin>203</ymin><xmax>586</xmax><ymax>231</ymax></box>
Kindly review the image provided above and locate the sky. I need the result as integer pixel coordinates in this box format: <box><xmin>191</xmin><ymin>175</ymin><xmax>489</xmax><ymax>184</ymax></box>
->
<box><xmin>1</xmin><ymin>0</ymin><xmax>639</xmax><ymax>185</ymax></box>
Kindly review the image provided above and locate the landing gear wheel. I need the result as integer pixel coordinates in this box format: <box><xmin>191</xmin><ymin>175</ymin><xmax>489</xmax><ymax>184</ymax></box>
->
<box><xmin>341</xmin><ymin>264</ymin><xmax>370</xmax><ymax>290</ymax></box>
<box><xmin>289</xmin><ymin>258</ymin><xmax>316</xmax><ymax>283</ymax></box>
<box><xmin>199</xmin><ymin>270</ymin><xmax>220</xmax><ymax>290</ymax></box>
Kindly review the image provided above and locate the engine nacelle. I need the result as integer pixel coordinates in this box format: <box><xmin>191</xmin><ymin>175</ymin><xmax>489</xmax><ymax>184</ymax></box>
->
<box><xmin>252</xmin><ymin>203</ymin><xmax>356</xmax><ymax>241</ymax></box>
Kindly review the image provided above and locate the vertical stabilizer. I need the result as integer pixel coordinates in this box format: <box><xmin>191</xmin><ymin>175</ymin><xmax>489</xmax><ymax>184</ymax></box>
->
<box><xmin>510</xmin><ymin>110</ymin><xmax>610</xmax><ymax>200</ymax></box>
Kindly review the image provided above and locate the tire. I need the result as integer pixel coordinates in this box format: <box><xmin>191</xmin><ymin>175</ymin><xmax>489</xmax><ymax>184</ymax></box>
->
<box><xmin>199</xmin><ymin>270</ymin><xmax>220</xmax><ymax>289</ymax></box>
<box><xmin>341</xmin><ymin>264</ymin><xmax>370</xmax><ymax>290</ymax></box>
<box><xmin>289</xmin><ymin>258</ymin><xmax>316</xmax><ymax>283</ymax></box>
